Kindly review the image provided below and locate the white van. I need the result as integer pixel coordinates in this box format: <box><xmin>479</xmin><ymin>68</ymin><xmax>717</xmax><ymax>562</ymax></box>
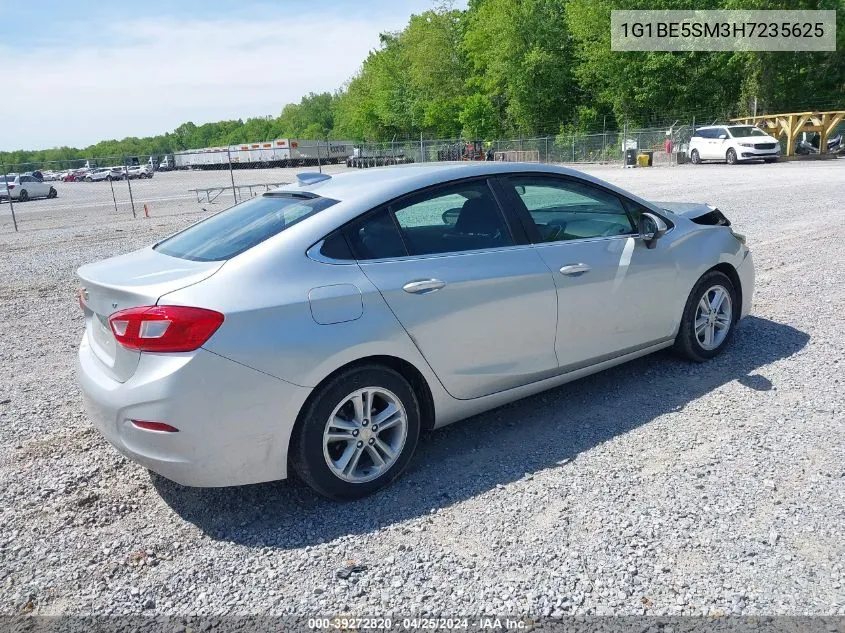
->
<box><xmin>689</xmin><ymin>125</ymin><xmax>780</xmax><ymax>164</ymax></box>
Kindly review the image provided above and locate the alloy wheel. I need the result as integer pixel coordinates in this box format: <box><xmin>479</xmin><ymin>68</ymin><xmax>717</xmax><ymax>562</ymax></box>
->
<box><xmin>694</xmin><ymin>285</ymin><xmax>732</xmax><ymax>351</ymax></box>
<box><xmin>322</xmin><ymin>387</ymin><xmax>408</xmax><ymax>483</ymax></box>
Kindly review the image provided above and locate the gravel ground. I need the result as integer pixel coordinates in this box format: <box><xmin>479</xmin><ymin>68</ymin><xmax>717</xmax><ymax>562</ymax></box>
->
<box><xmin>0</xmin><ymin>161</ymin><xmax>843</xmax><ymax>618</ymax></box>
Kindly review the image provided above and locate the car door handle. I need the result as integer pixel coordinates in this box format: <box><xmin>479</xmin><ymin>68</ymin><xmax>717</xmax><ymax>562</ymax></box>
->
<box><xmin>402</xmin><ymin>279</ymin><xmax>446</xmax><ymax>294</ymax></box>
<box><xmin>559</xmin><ymin>263</ymin><xmax>591</xmax><ymax>276</ymax></box>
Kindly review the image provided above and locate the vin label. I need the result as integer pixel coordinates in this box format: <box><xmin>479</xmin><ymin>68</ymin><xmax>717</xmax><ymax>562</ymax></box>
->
<box><xmin>611</xmin><ymin>10</ymin><xmax>836</xmax><ymax>51</ymax></box>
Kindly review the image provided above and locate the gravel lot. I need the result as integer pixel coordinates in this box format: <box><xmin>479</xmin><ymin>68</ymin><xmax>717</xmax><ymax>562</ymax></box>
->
<box><xmin>0</xmin><ymin>161</ymin><xmax>843</xmax><ymax>618</ymax></box>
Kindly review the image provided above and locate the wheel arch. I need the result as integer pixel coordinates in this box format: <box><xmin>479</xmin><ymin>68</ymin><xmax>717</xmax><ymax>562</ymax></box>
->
<box><xmin>286</xmin><ymin>354</ymin><xmax>436</xmax><ymax>476</ymax></box>
<box><xmin>707</xmin><ymin>262</ymin><xmax>742</xmax><ymax>310</ymax></box>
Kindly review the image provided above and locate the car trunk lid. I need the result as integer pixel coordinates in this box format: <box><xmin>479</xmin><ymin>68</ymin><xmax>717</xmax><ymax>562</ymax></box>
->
<box><xmin>78</xmin><ymin>247</ymin><xmax>224</xmax><ymax>382</ymax></box>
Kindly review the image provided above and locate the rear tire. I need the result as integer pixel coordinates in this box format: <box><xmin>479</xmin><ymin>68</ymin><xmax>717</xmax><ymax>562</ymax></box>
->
<box><xmin>48</xmin><ymin>187</ymin><xmax>57</xmax><ymax>198</ymax></box>
<box><xmin>18</xmin><ymin>189</ymin><xmax>28</xmax><ymax>202</ymax></box>
<box><xmin>291</xmin><ymin>364</ymin><xmax>420</xmax><ymax>500</ymax></box>
<box><xmin>726</xmin><ymin>148</ymin><xmax>738</xmax><ymax>165</ymax></box>
<box><xmin>690</xmin><ymin>149</ymin><xmax>701</xmax><ymax>164</ymax></box>
<box><xmin>673</xmin><ymin>270</ymin><xmax>738</xmax><ymax>362</ymax></box>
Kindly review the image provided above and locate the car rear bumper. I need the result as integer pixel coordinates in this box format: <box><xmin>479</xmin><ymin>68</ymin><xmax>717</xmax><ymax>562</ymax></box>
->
<box><xmin>76</xmin><ymin>335</ymin><xmax>312</xmax><ymax>487</ymax></box>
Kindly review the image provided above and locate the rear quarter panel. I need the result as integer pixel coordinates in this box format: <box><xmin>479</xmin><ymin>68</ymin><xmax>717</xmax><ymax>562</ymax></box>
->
<box><xmin>158</xmin><ymin>249</ymin><xmax>448</xmax><ymax>397</ymax></box>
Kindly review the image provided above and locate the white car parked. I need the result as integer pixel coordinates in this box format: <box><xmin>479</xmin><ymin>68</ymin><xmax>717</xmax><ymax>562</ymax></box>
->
<box><xmin>127</xmin><ymin>165</ymin><xmax>154</xmax><ymax>179</ymax></box>
<box><xmin>0</xmin><ymin>174</ymin><xmax>57</xmax><ymax>201</ymax></box>
<box><xmin>689</xmin><ymin>125</ymin><xmax>780</xmax><ymax>165</ymax></box>
<box><xmin>85</xmin><ymin>168</ymin><xmax>123</xmax><ymax>182</ymax></box>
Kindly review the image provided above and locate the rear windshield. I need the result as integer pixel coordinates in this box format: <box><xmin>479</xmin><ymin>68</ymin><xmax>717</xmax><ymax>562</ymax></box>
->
<box><xmin>154</xmin><ymin>192</ymin><xmax>337</xmax><ymax>261</ymax></box>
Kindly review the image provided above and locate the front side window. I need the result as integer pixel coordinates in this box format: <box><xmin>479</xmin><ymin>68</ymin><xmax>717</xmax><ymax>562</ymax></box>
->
<box><xmin>507</xmin><ymin>176</ymin><xmax>635</xmax><ymax>242</ymax></box>
<box><xmin>391</xmin><ymin>181</ymin><xmax>513</xmax><ymax>255</ymax></box>
<box><xmin>155</xmin><ymin>193</ymin><xmax>338</xmax><ymax>261</ymax></box>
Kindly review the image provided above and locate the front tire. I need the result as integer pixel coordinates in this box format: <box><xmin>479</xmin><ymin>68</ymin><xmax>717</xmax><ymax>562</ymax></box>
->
<box><xmin>690</xmin><ymin>149</ymin><xmax>701</xmax><ymax>164</ymax></box>
<box><xmin>726</xmin><ymin>148</ymin><xmax>738</xmax><ymax>165</ymax></box>
<box><xmin>673</xmin><ymin>271</ymin><xmax>738</xmax><ymax>362</ymax></box>
<box><xmin>291</xmin><ymin>364</ymin><xmax>421</xmax><ymax>500</ymax></box>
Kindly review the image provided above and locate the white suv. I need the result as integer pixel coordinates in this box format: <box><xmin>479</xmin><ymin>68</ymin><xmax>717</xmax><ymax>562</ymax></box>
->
<box><xmin>689</xmin><ymin>125</ymin><xmax>780</xmax><ymax>165</ymax></box>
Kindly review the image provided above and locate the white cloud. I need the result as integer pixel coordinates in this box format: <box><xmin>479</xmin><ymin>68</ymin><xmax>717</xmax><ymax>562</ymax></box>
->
<box><xmin>1</xmin><ymin>12</ymin><xmax>418</xmax><ymax>150</ymax></box>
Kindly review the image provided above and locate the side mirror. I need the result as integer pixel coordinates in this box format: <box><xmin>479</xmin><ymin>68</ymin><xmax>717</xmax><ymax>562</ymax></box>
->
<box><xmin>638</xmin><ymin>212</ymin><xmax>668</xmax><ymax>249</ymax></box>
<box><xmin>514</xmin><ymin>185</ymin><xmax>526</xmax><ymax>195</ymax></box>
<box><xmin>718</xmin><ymin>134</ymin><xmax>727</xmax><ymax>140</ymax></box>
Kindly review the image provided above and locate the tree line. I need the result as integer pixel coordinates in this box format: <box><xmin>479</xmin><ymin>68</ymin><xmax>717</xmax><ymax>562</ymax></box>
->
<box><xmin>3</xmin><ymin>0</ymin><xmax>843</xmax><ymax>168</ymax></box>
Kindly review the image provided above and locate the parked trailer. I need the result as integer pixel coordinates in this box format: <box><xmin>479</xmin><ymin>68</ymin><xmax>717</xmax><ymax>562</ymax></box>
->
<box><xmin>173</xmin><ymin>140</ymin><xmax>354</xmax><ymax>170</ymax></box>
<box><xmin>346</xmin><ymin>146</ymin><xmax>414</xmax><ymax>168</ymax></box>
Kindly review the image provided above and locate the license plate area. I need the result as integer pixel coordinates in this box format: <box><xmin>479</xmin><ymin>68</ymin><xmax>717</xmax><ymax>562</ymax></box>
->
<box><xmin>91</xmin><ymin>313</ymin><xmax>117</xmax><ymax>366</ymax></box>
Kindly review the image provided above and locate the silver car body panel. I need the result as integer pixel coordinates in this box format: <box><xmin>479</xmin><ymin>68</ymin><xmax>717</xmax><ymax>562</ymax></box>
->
<box><xmin>76</xmin><ymin>162</ymin><xmax>755</xmax><ymax>486</ymax></box>
<box><xmin>356</xmin><ymin>244</ymin><xmax>559</xmax><ymax>399</ymax></box>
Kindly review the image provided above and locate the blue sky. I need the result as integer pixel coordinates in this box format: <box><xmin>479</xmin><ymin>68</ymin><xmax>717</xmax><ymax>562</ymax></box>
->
<box><xmin>0</xmin><ymin>1</ymin><xmax>459</xmax><ymax>151</ymax></box>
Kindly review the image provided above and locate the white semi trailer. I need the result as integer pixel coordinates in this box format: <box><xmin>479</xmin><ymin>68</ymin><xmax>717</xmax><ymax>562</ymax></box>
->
<box><xmin>173</xmin><ymin>139</ymin><xmax>353</xmax><ymax>170</ymax></box>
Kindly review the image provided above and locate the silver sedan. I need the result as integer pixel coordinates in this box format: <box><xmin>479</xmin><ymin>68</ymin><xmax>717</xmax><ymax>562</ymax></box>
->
<box><xmin>76</xmin><ymin>163</ymin><xmax>754</xmax><ymax>499</ymax></box>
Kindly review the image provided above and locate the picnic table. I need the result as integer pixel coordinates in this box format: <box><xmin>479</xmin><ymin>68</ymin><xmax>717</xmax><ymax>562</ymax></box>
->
<box><xmin>188</xmin><ymin>182</ymin><xmax>289</xmax><ymax>203</ymax></box>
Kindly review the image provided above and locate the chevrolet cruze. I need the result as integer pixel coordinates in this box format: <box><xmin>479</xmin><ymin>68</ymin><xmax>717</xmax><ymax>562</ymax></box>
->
<box><xmin>76</xmin><ymin>163</ymin><xmax>754</xmax><ymax>499</ymax></box>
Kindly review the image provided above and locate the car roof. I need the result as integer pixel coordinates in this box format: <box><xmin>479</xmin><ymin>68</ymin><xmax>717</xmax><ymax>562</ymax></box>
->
<box><xmin>274</xmin><ymin>162</ymin><xmax>618</xmax><ymax>203</ymax></box>
<box><xmin>258</xmin><ymin>161</ymin><xmax>662</xmax><ymax>252</ymax></box>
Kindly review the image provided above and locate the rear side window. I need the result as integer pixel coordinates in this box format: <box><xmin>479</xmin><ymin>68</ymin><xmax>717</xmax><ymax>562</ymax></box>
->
<box><xmin>155</xmin><ymin>193</ymin><xmax>338</xmax><ymax>261</ymax></box>
<box><xmin>392</xmin><ymin>181</ymin><xmax>513</xmax><ymax>255</ymax></box>
<box><xmin>346</xmin><ymin>208</ymin><xmax>408</xmax><ymax>260</ymax></box>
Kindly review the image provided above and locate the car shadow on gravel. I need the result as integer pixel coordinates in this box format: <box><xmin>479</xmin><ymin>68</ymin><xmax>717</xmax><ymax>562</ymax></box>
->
<box><xmin>152</xmin><ymin>315</ymin><xmax>808</xmax><ymax>548</ymax></box>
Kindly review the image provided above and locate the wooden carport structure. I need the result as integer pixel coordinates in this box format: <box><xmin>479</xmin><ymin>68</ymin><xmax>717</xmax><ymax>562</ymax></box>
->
<box><xmin>730</xmin><ymin>110</ymin><xmax>845</xmax><ymax>157</ymax></box>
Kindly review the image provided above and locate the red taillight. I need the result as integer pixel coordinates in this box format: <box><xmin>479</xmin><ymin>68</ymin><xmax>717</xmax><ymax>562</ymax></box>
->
<box><xmin>108</xmin><ymin>305</ymin><xmax>224</xmax><ymax>353</ymax></box>
<box><xmin>7</xmin><ymin>184</ymin><xmax>15</xmax><ymax>190</ymax></box>
<box><xmin>130</xmin><ymin>420</ymin><xmax>179</xmax><ymax>433</ymax></box>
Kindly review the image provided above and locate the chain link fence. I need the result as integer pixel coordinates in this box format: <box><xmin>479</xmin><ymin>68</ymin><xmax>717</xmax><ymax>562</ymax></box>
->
<box><xmin>343</xmin><ymin>123</ymin><xmax>699</xmax><ymax>167</ymax></box>
<box><xmin>3</xmin><ymin>117</ymin><xmax>841</xmax><ymax>233</ymax></box>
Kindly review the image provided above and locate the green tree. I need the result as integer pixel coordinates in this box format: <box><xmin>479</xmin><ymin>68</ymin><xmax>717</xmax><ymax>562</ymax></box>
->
<box><xmin>463</xmin><ymin>0</ymin><xmax>576</xmax><ymax>136</ymax></box>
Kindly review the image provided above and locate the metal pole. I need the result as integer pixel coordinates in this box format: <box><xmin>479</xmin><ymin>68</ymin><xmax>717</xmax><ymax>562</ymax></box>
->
<box><xmin>227</xmin><ymin>148</ymin><xmax>237</xmax><ymax>204</ymax></box>
<box><xmin>572</xmin><ymin>135</ymin><xmax>575</xmax><ymax>162</ymax></box>
<box><xmin>420</xmin><ymin>132</ymin><xmax>424</xmax><ymax>163</ymax></box>
<box><xmin>752</xmin><ymin>97</ymin><xmax>758</xmax><ymax>118</ymax></box>
<box><xmin>109</xmin><ymin>176</ymin><xmax>118</xmax><ymax>214</ymax></box>
<box><xmin>2</xmin><ymin>168</ymin><xmax>17</xmax><ymax>232</ymax></box>
<box><xmin>124</xmin><ymin>160</ymin><xmax>136</xmax><ymax>218</ymax></box>
<box><xmin>545</xmin><ymin>136</ymin><xmax>549</xmax><ymax>163</ymax></box>
<box><xmin>623</xmin><ymin>121</ymin><xmax>627</xmax><ymax>167</ymax></box>
<box><xmin>603</xmin><ymin>115</ymin><xmax>607</xmax><ymax>160</ymax></box>
<box><xmin>317</xmin><ymin>141</ymin><xmax>322</xmax><ymax>174</ymax></box>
